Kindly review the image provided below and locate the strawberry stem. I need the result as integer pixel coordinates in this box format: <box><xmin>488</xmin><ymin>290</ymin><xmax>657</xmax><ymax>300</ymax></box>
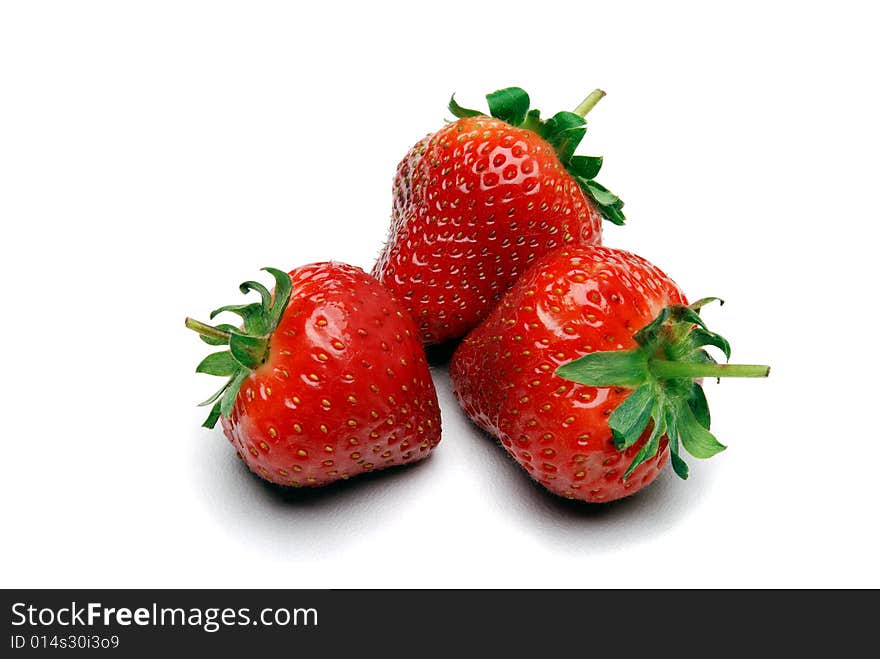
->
<box><xmin>556</xmin><ymin>300</ymin><xmax>770</xmax><ymax>480</ymax></box>
<box><xmin>449</xmin><ymin>85</ymin><xmax>626</xmax><ymax>224</ymax></box>
<box><xmin>649</xmin><ymin>360</ymin><xmax>770</xmax><ymax>380</ymax></box>
<box><xmin>185</xmin><ymin>317</ymin><xmax>231</xmax><ymax>342</ymax></box>
<box><xmin>187</xmin><ymin>267</ymin><xmax>294</xmax><ymax>428</ymax></box>
<box><xmin>573</xmin><ymin>89</ymin><xmax>606</xmax><ymax>118</ymax></box>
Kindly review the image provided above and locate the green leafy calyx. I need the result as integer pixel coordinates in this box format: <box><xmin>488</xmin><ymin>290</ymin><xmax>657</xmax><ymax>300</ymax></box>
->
<box><xmin>449</xmin><ymin>87</ymin><xmax>626</xmax><ymax>225</ymax></box>
<box><xmin>185</xmin><ymin>267</ymin><xmax>293</xmax><ymax>429</ymax></box>
<box><xmin>555</xmin><ymin>299</ymin><xmax>770</xmax><ymax>479</ymax></box>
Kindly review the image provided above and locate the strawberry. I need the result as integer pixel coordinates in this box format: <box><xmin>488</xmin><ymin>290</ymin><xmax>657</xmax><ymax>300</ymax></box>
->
<box><xmin>185</xmin><ymin>263</ymin><xmax>441</xmax><ymax>487</ymax></box>
<box><xmin>450</xmin><ymin>246</ymin><xmax>768</xmax><ymax>502</ymax></box>
<box><xmin>373</xmin><ymin>87</ymin><xmax>626</xmax><ymax>345</ymax></box>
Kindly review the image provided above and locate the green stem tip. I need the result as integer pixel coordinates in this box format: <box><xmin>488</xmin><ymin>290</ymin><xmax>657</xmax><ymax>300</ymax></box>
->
<box><xmin>185</xmin><ymin>317</ymin><xmax>231</xmax><ymax>343</ymax></box>
<box><xmin>573</xmin><ymin>89</ymin><xmax>606</xmax><ymax>118</ymax></box>
<box><xmin>649</xmin><ymin>360</ymin><xmax>770</xmax><ymax>380</ymax></box>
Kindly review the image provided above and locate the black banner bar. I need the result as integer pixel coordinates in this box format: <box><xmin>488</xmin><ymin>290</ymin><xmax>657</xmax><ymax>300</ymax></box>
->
<box><xmin>1</xmin><ymin>589</ymin><xmax>873</xmax><ymax>654</ymax></box>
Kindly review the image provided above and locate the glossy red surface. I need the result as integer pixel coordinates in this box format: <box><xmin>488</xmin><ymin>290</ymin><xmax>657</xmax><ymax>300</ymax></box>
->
<box><xmin>221</xmin><ymin>262</ymin><xmax>441</xmax><ymax>486</ymax></box>
<box><xmin>373</xmin><ymin>116</ymin><xmax>602</xmax><ymax>345</ymax></box>
<box><xmin>450</xmin><ymin>246</ymin><xmax>687</xmax><ymax>502</ymax></box>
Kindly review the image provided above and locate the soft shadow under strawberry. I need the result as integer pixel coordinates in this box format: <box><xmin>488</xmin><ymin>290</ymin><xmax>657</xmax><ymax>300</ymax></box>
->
<box><xmin>472</xmin><ymin>426</ymin><xmax>673</xmax><ymax>520</ymax></box>
<box><xmin>513</xmin><ymin>461</ymin><xmax>676</xmax><ymax>520</ymax></box>
<box><xmin>241</xmin><ymin>453</ymin><xmax>435</xmax><ymax>506</ymax></box>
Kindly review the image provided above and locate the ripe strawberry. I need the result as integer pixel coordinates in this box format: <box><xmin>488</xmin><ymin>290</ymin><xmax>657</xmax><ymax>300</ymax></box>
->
<box><xmin>186</xmin><ymin>263</ymin><xmax>441</xmax><ymax>487</ymax></box>
<box><xmin>450</xmin><ymin>246</ymin><xmax>769</xmax><ymax>502</ymax></box>
<box><xmin>373</xmin><ymin>87</ymin><xmax>626</xmax><ymax>345</ymax></box>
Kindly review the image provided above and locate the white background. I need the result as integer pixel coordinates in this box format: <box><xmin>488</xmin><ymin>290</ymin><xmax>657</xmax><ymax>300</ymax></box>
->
<box><xmin>2</xmin><ymin>1</ymin><xmax>878</xmax><ymax>588</ymax></box>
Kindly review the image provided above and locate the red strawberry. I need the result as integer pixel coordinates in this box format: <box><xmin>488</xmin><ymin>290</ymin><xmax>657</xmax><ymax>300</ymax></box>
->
<box><xmin>373</xmin><ymin>87</ymin><xmax>626</xmax><ymax>345</ymax></box>
<box><xmin>186</xmin><ymin>263</ymin><xmax>441</xmax><ymax>487</ymax></box>
<box><xmin>450</xmin><ymin>246</ymin><xmax>769</xmax><ymax>502</ymax></box>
